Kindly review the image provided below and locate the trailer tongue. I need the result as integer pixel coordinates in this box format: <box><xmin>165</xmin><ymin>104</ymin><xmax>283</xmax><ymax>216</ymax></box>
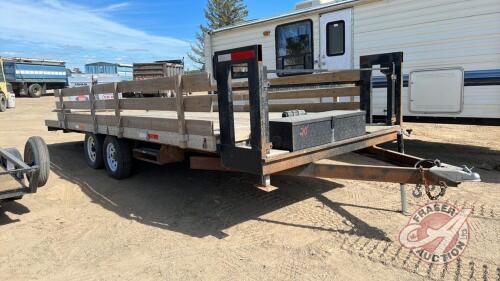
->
<box><xmin>45</xmin><ymin>45</ymin><xmax>480</xmax><ymax>214</ymax></box>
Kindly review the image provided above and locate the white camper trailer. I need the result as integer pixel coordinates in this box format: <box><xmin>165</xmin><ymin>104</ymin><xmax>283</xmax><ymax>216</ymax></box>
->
<box><xmin>204</xmin><ymin>0</ymin><xmax>500</xmax><ymax>124</ymax></box>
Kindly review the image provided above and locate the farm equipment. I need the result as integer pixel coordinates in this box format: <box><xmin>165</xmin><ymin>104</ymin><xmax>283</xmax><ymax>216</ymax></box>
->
<box><xmin>0</xmin><ymin>137</ymin><xmax>50</xmax><ymax>202</ymax></box>
<box><xmin>45</xmin><ymin>45</ymin><xmax>480</xmax><ymax>214</ymax></box>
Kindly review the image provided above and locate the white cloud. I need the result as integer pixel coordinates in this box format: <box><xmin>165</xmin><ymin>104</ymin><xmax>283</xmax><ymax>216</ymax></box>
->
<box><xmin>0</xmin><ymin>51</ymin><xmax>18</xmax><ymax>57</ymax></box>
<box><xmin>94</xmin><ymin>2</ymin><xmax>130</xmax><ymax>13</ymax></box>
<box><xmin>0</xmin><ymin>0</ymin><xmax>190</xmax><ymax>60</ymax></box>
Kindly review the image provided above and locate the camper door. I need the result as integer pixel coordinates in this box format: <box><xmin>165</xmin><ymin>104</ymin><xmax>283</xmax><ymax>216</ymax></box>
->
<box><xmin>320</xmin><ymin>9</ymin><xmax>352</xmax><ymax>70</ymax></box>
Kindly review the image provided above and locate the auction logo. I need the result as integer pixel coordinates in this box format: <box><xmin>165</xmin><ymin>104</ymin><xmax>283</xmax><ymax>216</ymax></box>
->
<box><xmin>399</xmin><ymin>202</ymin><xmax>472</xmax><ymax>264</ymax></box>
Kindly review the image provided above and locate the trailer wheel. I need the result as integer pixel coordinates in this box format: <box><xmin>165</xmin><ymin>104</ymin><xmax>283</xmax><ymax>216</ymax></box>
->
<box><xmin>0</xmin><ymin>93</ymin><xmax>6</xmax><ymax>112</ymax></box>
<box><xmin>103</xmin><ymin>136</ymin><xmax>132</xmax><ymax>180</ymax></box>
<box><xmin>24</xmin><ymin>136</ymin><xmax>50</xmax><ymax>187</ymax></box>
<box><xmin>28</xmin><ymin>84</ymin><xmax>43</xmax><ymax>98</ymax></box>
<box><xmin>84</xmin><ymin>133</ymin><xmax>104</xmax><ymax>169</ymax></box>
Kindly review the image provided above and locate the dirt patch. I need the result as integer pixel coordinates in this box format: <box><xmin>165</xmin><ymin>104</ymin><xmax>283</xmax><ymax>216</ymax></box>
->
<box><xmin>0</xmin><ymin>97</ymin><xmax>499</xmax><ymax>280</ymax></box>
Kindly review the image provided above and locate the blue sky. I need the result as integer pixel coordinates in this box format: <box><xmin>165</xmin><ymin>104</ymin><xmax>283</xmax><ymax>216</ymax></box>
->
<box><xmin>0</xmin><ymin>0</ymin><xmax>297</xmax><ymax>70</ymax></box>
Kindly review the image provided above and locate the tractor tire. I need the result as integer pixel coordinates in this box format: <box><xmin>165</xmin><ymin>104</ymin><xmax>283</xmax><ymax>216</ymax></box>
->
<box><xmin>103</xmin><ymin>136</ymin><xmax>133</xmax><ymax>180</ymax></box>
<box><xmin>24</xmin><ymin>136</ymin><xmax>50</xmax><ymax>187</ymax></box>
<box><xmin>28</xmin><ymin>84</ymin><xmax>43</xmax><ymax>98</ymax></box>
<box><xmin>0</xmin><ymin>93</ymin><xmax>6</xmax><ymax>112</ymax></box>
<box><xmin>84</xmin><ymin>133</ymin><xmax>105</xmax><ymax>169</ymax></box>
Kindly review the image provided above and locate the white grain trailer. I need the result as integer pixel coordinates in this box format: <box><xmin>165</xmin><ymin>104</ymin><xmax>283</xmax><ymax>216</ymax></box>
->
<box><xmin>204</xmin><ymin>0</ymin><xmax>500</xmax><ymax>124</ymax></box>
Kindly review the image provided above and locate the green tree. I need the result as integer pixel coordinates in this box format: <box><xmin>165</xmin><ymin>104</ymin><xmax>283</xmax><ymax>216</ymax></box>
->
<box><xmin>188</xmin><ymin>0</ymin><xmax>248</xmax><ymax>70</ymax></box>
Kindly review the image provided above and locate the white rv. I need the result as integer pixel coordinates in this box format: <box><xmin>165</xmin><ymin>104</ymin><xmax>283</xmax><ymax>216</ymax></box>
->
<box><xmin>204</xmin><ymin>0</ymin><xmax>500</xmax><ymax>124</ymax></box>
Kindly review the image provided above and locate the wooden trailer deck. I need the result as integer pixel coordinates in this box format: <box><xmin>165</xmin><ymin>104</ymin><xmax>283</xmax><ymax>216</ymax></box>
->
<box><xmin>46</xmin><ymin>69</ymin><xmax>396</xmax><ymax>154</ymax></box>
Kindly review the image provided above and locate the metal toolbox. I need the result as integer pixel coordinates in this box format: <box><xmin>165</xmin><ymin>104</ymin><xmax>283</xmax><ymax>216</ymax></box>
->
<box><xmin>269</xmin><ymin>110</ymin><xmax>366</xmax><ymax>151</ymax></box>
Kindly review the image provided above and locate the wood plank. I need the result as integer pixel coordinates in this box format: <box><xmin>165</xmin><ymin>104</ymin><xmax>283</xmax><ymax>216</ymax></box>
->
<box><xmin>113</xmin><ymin>84</ymin><xmax>123</xmax><ymax>137</ymax></box>
<box><xmin>182</xmin><ymin>72</ymin><xmax>212</xmax><ymax>92</ymax></box>
<box><xmin>45</xmin><ymin>120</ymin><xmax>218</xmax><ymax>152</ymax></box>
<box><xmin>175</xmin><ymin>75</ymin><xmax>187</xmax><ymax>147</ymax></box>
<box><xmin>269</xmin><ymin>86</ymin><xmax>360</xmax><ymax>99</ymax></box>
<box><xmin>209</xmin><ymin>70</ymin><xmax>361</xmax><ymax>91</ymax></box>
<box><xmin>183</xmin><ymin>95</ymin><xmax>214</xmax><ymax>112</ymax></box>
<box><xmin>226</xmin><ymin>102</ymin><xmax>360</xmax><ymax>112</ymax></box>
<box><xmin>57</xmin><ymin>113</ymin><xmax>214</xmax><ymax>135</ymax></box>
<box><xmin>230</xmin><ymin>86</ymin><xmax>360</xmax><ymax>101</ymax></box>
<box><xmin>92</xmin><ymin>83</ymin><xmax>116</xmax><ymax>94</ymax></box>
<box><xmin>60</xmin><ymin>86</ymin><xmax>90</xmax><ymax>97</ymax></box>
<box><xmin>89</xmin><ymin>86</ymin><xmax>98</xmax><ymax>133</ymax></box>
<box><xmin>270</xmin><ymin>70</ymin><xmax>361</xmax><ymax>86</ymax></box>
<box><xmin>56</xmin><ymin>101</ymin><xmax>91</xmax><ymax>110</ymax></box>
<box><xmin>45</xmin><ymin>120</ymin><xmax>61</xmax><ymax>128</ymax></box>
<box><xmin>90</xmin><ymin>96</ymin><xmax>213</xmax><ymax>112</ymax></box>
<box><xmin>117</xmin><ymin>77</ymin><xmax>177</xmax><ymax>93</ymax></box>
<box><xmin>58</xmin><ymin>96</ymin><xmax>213</xmax><ymax>112</ymax></box>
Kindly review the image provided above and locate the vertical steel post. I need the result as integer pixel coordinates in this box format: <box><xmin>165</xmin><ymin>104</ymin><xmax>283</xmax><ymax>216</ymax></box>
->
<box><xmin>397</xmin><ymin>130</ymin><xmax>409</xmax><ymax>215</ymax></box>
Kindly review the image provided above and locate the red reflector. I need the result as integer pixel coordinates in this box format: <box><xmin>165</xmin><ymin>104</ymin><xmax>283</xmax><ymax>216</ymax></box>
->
<box><xmin>147</xmin><ymin>134</ymin><xmax>159</xmax><ymax>140</ymax></box>
<box><xmin>231</xmin><ymin>50</ymin><xmax>255</xmax><ymax>61</ymax></box>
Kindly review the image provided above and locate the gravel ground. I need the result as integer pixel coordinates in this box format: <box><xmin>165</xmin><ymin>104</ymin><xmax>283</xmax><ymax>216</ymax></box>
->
<box><xmin>0</xmin><ymin>96</ymin><xmax>499</xmax><ymax>281</ymax></box>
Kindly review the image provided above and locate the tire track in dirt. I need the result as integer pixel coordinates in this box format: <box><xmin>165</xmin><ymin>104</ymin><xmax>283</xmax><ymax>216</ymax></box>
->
<box><xmin>309</xmin><ymin>233</ymin><xmax>500</xmax><ymax>281</ymax></box>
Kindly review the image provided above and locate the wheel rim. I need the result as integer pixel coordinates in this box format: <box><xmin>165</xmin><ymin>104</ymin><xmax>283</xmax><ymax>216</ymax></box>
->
<box><xmin>106</xmin><ymin>142</ymin><xmax>118</xmax><ymax>172</ymax></box>
<box><xmin>86</xmin><ymin>136</ymin><xmax>97</xmax><ymax>162</ymax></box>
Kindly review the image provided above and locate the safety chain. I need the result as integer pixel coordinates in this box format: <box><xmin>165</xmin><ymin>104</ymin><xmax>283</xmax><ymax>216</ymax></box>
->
<box><xmin>413</xmin><ymin>160</ymin><xmax>448</xmax><ymax>201</ymax></box>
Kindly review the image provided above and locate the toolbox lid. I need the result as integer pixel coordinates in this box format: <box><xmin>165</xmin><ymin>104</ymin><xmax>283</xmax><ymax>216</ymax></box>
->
<box><xmin>270</xmin><ymin>110</ymin><xmax>365</xmax><ymax>125</ymax></box>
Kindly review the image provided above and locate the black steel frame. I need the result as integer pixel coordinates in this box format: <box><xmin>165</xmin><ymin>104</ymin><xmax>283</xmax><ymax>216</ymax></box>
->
<box><xmin>214</xmin><ymin>45</ymin><xmax>404</xmax><ymax>177</ymax></box>
<box><xmin>214</xmin><ymin>45</ymin><xmax>270</xmax><ymax>175</ymax></box>
<box><xmin>0</xmin><ymin>147</ymin><xmax>39</xmax><ymax>200</ymax></box>
<box><xmin>360</xmin><ymin>52</ymin><xmax>404</xmax><ymax>125</ymax></box>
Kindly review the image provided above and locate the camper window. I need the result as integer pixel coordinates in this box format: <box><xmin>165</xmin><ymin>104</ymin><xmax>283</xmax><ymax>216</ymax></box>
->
<box><xmin>327</xmin><ymin>20</ymin><xmax>345</xmax><ymax>56</ymax></box>
<box><xmin>275</xmin><ymin>20</ymin><xmax>313</xmax><ymax>76</ymax></box>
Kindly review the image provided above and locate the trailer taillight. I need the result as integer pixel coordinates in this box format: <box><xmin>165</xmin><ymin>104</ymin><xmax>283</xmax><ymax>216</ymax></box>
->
<box><xmin>231</xmin><ymin>50</ymin><xmax>256</xmax><ymax>61</ymax></box>
<box><xmin>218</xmin><ymin>50</ymin><xmax>256</xmax><ymax>63</ymax></box>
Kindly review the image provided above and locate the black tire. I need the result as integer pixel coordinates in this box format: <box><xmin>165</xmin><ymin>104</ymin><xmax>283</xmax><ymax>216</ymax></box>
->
<box><xmin>103</xmin><ymin>136</ymin><xmax>133</xmax><ymax>180</ymax></box>
<box><xmin>28</xmin><ymin>84</ymin><xmax>43</xmax><ymax>98</ymax></box>
<box><xmin>84</xmin><ymin>133</ymin><xmax>105</xmax><ymax>169</ymax></box>
<box><xmin>24</xmin><ymin>136</ymin><xmax>50</xmax><ymax>187</ymax></box>
<box><xmin>0</xmin><ymin>93</ymin><xmax>6</xmax><ymax>112</ymax></box>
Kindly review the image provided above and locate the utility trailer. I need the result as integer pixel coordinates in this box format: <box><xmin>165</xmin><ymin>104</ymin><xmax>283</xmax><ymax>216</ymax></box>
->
<box><xmin>45</xmin><ymin>46</ymin><xmax>480</xmax><ymax>213</ymax></box>
<box><xmin>0</xmin><ymin>137</ymin><xmax>50</xmax><ymax>202</ymax></box>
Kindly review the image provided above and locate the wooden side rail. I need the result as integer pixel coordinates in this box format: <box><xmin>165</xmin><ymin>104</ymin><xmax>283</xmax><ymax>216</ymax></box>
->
<box><xmin>230</xmin><ymin>86</ymin><xmax>360</xmax><ymax>101</ymax></box>
<box><xmin>213</xmin><ymin>70</ymin><xmax>363</xmax><ymax>113</ymax></box>
<box><xmin>55</xmin><ymin>95</ymin><xmax>214</xmax><ymax>112</ymax></box>
<box><xmin>52</xmin><ymin>73</ymin><xmax>215</xmax><ymax>149</ymax></box>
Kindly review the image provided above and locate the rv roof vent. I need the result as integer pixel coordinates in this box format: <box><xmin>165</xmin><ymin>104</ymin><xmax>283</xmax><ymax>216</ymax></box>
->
<box><xmin>295</xmin><ymin>1</ymin><xmax>313</xmax><ymax>10</ymax></box>
<box><xmin>296</xmin><ymin>0</ymin><xmax>340</xmax><ymax>10</ymax></box>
